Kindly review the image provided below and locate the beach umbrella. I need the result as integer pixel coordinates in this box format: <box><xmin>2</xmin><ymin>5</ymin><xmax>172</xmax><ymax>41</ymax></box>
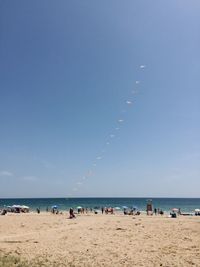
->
<box><xmin>172</xmin><ymin>208</ymin><xmax>179</xmax><ymax>212</ymax></box>
<box><xmin>21</xmin><ymin>205</ymin><xmax>29</xmax><ymax>209</ymax></box>
<box><xmin>12</xmin><ymin>205</ymin><xmax>21</xmax><ymax>208</ymax></box>
<box><xmin>52</xmin><ymin>205</ymin><xmax>58</xmax><ymax>209</ymax></box>
<box><xmin>195</xmin><ymin>209</ymin><xmax>200</xmax><ymax>212</ymax></box>
<box><xmin>122</xmin><ymin>206</ymin><xmax>128</xmax><ymax>209</ymax></box>
<box><xmin>115</xmin><ymin>207</ymin><xmax>121</xmax><ymax>210</ymax></box>
<box><xmin>94</xmin><ymin>209</ymin><xmax>101</xmax><ymax>213</ymax></box>
<box><xmin>77</xmin><ymin>206</ymin><xmax>82</xmax><ymax>209</ymax></box>
<box><xmin>21</xmin><ymin>205</ymin><xmax>29</xmax><ymax>210</ymax></box>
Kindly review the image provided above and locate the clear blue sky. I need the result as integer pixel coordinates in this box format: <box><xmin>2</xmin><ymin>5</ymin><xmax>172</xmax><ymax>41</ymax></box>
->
<box><xmin>0</xmin><ymin>0</ymin><xmax>199</xmax><ymax>198</ymax></box>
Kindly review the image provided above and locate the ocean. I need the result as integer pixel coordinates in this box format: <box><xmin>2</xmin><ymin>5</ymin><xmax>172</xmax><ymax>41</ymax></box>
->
<box><xmin>0</xmin><ymin>198</ymin><xmax>200</xmax><ymax>213</ymax></box>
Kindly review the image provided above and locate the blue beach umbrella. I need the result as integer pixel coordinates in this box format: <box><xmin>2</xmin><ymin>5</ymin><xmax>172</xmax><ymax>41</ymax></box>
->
<box><xmin>52</xmin><ymin>205</ymin><xmax>58</xmax><ymax>209</ymax></box>
<box><xmin>122</xmin><ymin>206</ymin><xmax>128</xmax><ymax>209</ymax></box>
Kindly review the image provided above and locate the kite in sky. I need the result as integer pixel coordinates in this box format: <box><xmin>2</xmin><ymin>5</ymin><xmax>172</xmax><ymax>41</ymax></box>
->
<box><xmin>67</xmin><ymin>65</ymin><xmax>146</xmax><ymax>197</ymax></box>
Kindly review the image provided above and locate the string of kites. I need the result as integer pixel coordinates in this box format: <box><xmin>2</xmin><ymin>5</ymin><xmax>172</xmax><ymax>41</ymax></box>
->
<box><xmin>69</xmin><ymin>65</ymin><xmax>146</xmax><ymax>196</ymax></box>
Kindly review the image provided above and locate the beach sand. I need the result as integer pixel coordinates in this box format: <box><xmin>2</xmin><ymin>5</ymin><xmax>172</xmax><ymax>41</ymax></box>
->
<box><xmin>0</xmin><ymin>212</ymin><xmax>200</xmax><ymax>266</ymax></box>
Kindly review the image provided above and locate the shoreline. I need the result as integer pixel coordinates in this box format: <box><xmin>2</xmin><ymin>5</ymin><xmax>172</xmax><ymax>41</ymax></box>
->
<box><xmin>1</xmin><ymin>196</ymin><xmax>200</xmax><ymax>214</ymax></box>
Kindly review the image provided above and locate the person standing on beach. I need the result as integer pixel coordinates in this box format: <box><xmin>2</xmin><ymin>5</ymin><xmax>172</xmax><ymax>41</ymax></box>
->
<box><xmin>101</xmin><ymin>207</ymin><xmax>104</xmax><ymax>214</ymax></box>
<box><xmin>154</xmin><ymin>208</ymin><xmax>157</xmax><ymax>215</ymax></box>
<box><xmin>69</xmin><ymin>208</ymin><xmax>75</xmax><ymax>219</ymax></box>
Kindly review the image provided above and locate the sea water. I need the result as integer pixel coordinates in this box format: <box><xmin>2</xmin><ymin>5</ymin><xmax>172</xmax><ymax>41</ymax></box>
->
<box><xmin>0</xmin><ymin>198</ymin><xmax>200</xmax><ymax>213</ymax></box>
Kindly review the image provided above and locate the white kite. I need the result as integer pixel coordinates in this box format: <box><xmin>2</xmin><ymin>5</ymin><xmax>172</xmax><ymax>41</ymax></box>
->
<box><xmin>88</xmin><ymin>170</ymin><xmax>93</xmax><ymax>175</ymax></box>
<box><xmin>69</xmin><ymin>62</ymin><xmax>147</xmax><ymax>197</ymax></box>
<box><xmin>131</xmin><ymin>89</ymin><xmax>139</xmax><ymax>95</ymax></box>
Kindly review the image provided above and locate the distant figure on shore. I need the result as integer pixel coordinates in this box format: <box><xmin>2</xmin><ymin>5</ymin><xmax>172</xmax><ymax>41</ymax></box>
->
<box><xmin>77</xmin><ymin>208</ymin><xmax>81</xmax><ymax>214</ymax></box>
<box><xmin>1</xmin><ymin>209</ymin><xmax>7</xmax><ymax>215</ymax></box>
<box><xmin>101</xmin><ymin>207</ymin><xmax>104</xmax><ymax>214</ymax></box>
<box><xmin>146</xmin><ymin>199</ymin><xmax>153</xmax><ymax>215</ymax></box>
<box><xmin>154</xmin><ymin>208</ymin><xmax>157</xmax><ymax>215</ymax></box>
<box><xmin>46</xmin><ymin>207</ymin><xmax>49</xmax><ymax>212</ymax></box>
<box><xmin>160</xmin><ymin>210</ymin><xmax>164</xmax><ymax>215</ymax></box>
<box><xmin>69</xmin><ymin>208</ymin><xmax>75</xmax><ymax>219</ymax></box>
<box><xmin>36</xmin><ymin>208</ymin><xmax>40</xmax><ymax>214</ymax></box>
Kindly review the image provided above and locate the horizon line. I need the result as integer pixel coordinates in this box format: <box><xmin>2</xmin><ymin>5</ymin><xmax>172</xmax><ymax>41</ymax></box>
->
<box><xmin>0</xmin><ymin>196</ymin><xmax>200</xmax><ymax>199</ymax></box>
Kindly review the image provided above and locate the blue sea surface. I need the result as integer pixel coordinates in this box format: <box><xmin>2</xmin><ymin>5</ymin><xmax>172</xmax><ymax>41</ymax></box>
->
<box><xmin>0</xmin><ymin>198</ymin><xmax>200</xmax><ymax>213</ymax></box>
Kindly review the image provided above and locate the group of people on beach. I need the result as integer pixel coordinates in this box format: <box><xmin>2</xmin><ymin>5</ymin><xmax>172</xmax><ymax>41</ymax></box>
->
<box><xmin>101</xmin><ymin>207</ymin><xmax>114</xmax><ymax>214</ymax></box>
<box><xmin>68</xmin><ymin>206</ymin><xmax>141</xmax><ymax>218</ymax></box>
<box><xmin>77</xmin><ymin>207</ymin><xmax>89</xmax><ymax>214</ymax></box>
<box><xmin>154</xmin><ymin>208</ymin><xmax>164</xmax><ymax>215</ymax></box>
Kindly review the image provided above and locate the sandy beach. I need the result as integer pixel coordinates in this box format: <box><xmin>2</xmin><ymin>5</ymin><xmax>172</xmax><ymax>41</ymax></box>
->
<box><xmin>0</xmin><ymin>212</ymin><xmax>200</xmax><ymax>266</ymax></box>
